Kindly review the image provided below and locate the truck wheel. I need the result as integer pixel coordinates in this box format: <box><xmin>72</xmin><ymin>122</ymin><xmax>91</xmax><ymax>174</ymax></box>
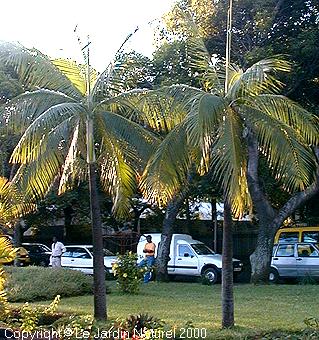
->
<box><xmin>202</xmin><ymin>267</ymin><xmax>219</xmax><ymax>284</ymax></box>
<box><xmin>269</xmin><ymin>268</ymin><xmax>279</xmax><ymax>284</ymax></box>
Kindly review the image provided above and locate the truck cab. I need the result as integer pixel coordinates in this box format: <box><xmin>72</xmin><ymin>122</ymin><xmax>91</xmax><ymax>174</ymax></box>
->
<box><xmin>137</xmin><ymin>233</ymin><xmax>243</xmax><ymax>284</ymax></box>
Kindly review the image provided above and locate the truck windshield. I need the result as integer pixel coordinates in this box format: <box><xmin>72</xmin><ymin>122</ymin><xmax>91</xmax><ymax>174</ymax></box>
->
<box><xmin>191</xmin><ymin>244</ymin><xmax>215</xmax><ymax>255</ymax></box>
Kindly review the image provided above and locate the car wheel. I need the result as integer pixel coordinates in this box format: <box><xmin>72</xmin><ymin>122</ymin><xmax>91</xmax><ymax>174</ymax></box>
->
<box><xmin>202</xmin><ymin>267</ymin><xmax>219</xmax><ymax>285</ymax></box>
<box><xmin>269</xmin><ymin>268</ymin><xmax>279</xmax><ymax>283</ymax></box>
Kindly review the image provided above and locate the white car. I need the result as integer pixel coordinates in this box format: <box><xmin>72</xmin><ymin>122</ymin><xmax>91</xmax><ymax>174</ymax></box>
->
<box><xmin>59</xmin><ymin>245</ymin><xmax>117</xmax><ymax>275</ymax></box>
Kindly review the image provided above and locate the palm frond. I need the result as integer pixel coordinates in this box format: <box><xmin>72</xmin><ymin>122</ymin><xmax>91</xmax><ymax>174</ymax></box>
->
<box><xmin>137</xmin><ymin>85</ymin><xmax>204</xmax><ymax>133</ymax></box>
<box><xmin>52</xmin><ymin>59</ymin><xmax>87</xmax><ymax>95</ymax></box>
<box><xmin>99</xmin><ymin>137</ymin><xmax>137</xmax><ymax>218</ymax></box>
<box><xmin>185</xmin><ymin>92</ymin><xmax>226</xmax><ymax>147</ymax></box>
<box><xmin>247</xmin><ymin>94</ymin><xmax>319</xmax><ymax>145</ymax></box>
<box><xmin>12</xmin><ymin>149</ymin><xmax>63</xmax><ymax>201</ymax></box>
<box><xmin>211</xmin><ymin>109</ymin><xmax>251</xmax><ymax>217</ymax></box>
<box><xmin>244</xmin><ymin>106</ymin><xmax>317</xmax><ymax>192</ymax></box>
<box><xmin>0</xmin><ymin>42</ymin><xmax>82</xmax><ymax>99</ymax></box>
<box><xmin>0</xmin><ymin>177</ymin><xmax>36</xmax><ymax>225</ymax></box>
<box><xmin>95</xmin><ymin>111</ymin><xmax>160</xmax><ymax>168</ymax></box>
<box><xmin>10</xmin><ymin>103</ymin><xmax>83</xmax><ymax>164</ymax></box>
<box><xmin>58</xmin><ymin>122</ymin><xmax>86</xmax><ymax>195</ymax></box>
<box><xmin>4</xmin><ymin>89</ymin><xmax>76</xmax><ymax>133</ymax></box>
<box><xmin>0</xmin><ymin>236</ymin><xmax>16</xmax><ymax>264</ymax></box>
<box><xmin>227</xmin><ymin>58</ymin><xmax>291</xmax><ymax>100</ymax></box>
<box><xmin>141</xmin><ymin>124</ymin><xmax>197</xmax><ymax>205</ymax></box>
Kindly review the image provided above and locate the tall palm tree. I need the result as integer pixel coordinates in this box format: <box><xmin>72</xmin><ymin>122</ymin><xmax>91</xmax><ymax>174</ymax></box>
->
<box><xmin>140</xmin><ymin>10</ymin><xmax>319</xmax><ymax>327</ymax></box>
<box><xmin>0</xmin><ymin>43</ymin><xmax>159</xmax><ymax>320</ymax></box>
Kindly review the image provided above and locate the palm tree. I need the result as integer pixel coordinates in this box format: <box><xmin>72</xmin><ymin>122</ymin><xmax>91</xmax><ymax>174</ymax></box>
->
<box><xmin>0</xmin><ymin>43</ymin><xmax>158</xmax><ymax>320</ymax></box>
<box><xmin>140</xmin><ymin>9</ymin><xmax>319</xmax><ymax>327</ymax></box>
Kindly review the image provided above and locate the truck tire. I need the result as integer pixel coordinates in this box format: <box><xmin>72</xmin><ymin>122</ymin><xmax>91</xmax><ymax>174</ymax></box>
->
<box><xmin>202</xmin><ymin>267</ymin><xmax>219</xmax><ymax>284</ymax></box>
<box><xmin>269</xmin><ymin>268</ymin><xmax>279</xmax><ymax>284</ymax></box>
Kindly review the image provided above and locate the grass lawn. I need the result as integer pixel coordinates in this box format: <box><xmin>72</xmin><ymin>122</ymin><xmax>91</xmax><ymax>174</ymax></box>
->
<box><xmin>14</xmin><ymin>281</ymin><xmax>319</xmax><ymax>339</ymax></box>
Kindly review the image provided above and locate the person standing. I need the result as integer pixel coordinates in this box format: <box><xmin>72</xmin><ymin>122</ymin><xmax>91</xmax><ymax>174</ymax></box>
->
<box><xmin>51</xmin><ymin>236</ymin><xmax>65</xmax><ymax>268</ymax></box>
<box><xmin>138</xmin><ymin>235</ymin><xmax>156</xmax><ymax>283</ymax></box>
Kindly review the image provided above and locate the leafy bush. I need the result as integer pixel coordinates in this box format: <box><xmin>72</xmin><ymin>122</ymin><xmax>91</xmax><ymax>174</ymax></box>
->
<box><xmin>4</xmin><ymin>266</ymin><xmax>95</xmax><ymax>301</ymax></box>
<box><xmin>112</xmin><ymin>252</ymin><xmax>147</xmax><ymax>294</ymax></box>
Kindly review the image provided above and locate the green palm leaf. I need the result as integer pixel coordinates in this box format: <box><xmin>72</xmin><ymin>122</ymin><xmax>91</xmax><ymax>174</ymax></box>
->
<box><xmin>99</xmin><ymin>136</ymin><xmax>137</xmax><ymax>218</ymax></box>
<box><xmin>141</xmin><ymin>124</ymin><xmax>197</xmax><ymax>205</ymax></box>
<box><xmin>0</xmin><ymin>42</ymin><xmax>82</xmax><ymax>99</ymax></box>
<box><xmin>0</xmin><ymin>177</ymin><xmax>35</xmax><ymax>225</ymax></box>
<box><xmin>244</xmin><ymin>106</ymin><xmax>317</xmax><ymax>191</ymax></box>
<box><xmin>227</xmin><ymin>58</ymin><xmax>291</xmax><ymax>100</ymax></box>
<box><xmin>211</xmin><ymin>109</ymin><xmax>251</xmax><ymax>216</ymax></box>
<box><xmin>4</xmin><ymin>89</ymin><xmax>77</xmax><ymax>133</ymax></box>
<box><xmin>96</xmin><ymin>111</ymin><xmax>160</xmax><ymax>165</ymax></box>
<box><xmin>247</xmin><ymin>94</ymin><xmax>319</xmax><ymax>145</ymax></box>
<box><xmin>10</xmin><ymin>103</ymin><xmax>83</xmax><ymax>164</ymax></box>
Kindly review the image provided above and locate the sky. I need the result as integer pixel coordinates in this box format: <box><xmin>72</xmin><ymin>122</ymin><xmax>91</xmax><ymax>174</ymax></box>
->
<box><xmin>0</xmin><ymin>0</ymin><xmax>175</xmax><ymax>71</ymax></box>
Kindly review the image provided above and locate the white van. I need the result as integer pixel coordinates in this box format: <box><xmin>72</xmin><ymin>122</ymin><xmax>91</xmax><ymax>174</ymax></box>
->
<box><xmin>137</xmin><ymin>233</ymin><xmax>243</xmax><ymax>284</ymax></box>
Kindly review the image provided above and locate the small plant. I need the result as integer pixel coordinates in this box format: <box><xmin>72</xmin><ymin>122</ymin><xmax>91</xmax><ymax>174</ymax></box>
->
<box><xmin>112</xmin><ymin>252</ymin><xmax>147</xmax><ymax>294</ymax></box>
<box><xmin>114</xmin><ymin>313</ymin><xmax>165</xmax><ymax>340</ymax></box>
<box><xmin>53</xmin><ymin>314</ymin><xmax>94</xmax><ymax>340</ymax></box>
<box><xmin>20</xmin><ymin>295</ymin><xmax>61</xmax><ymax>332</ymax></box>
<box><xmin>298</xmin><ymin>274</ymin><xmax>318</xmax><ymax>285</ymax></box>
<box><xmin>304</xmin><ymin>317</ymin><xmax>319</xmax><ymax>330</ymax></box>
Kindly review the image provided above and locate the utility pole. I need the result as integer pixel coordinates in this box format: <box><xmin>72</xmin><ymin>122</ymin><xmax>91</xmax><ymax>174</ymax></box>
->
<box><xmin>222</xmin><ymin>0</ymin><xmax>235</xmax><ymax>329</ymax></box>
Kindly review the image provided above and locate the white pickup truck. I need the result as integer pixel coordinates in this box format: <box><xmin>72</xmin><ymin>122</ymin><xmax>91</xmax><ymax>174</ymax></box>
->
<box><xmin>137</xmin><ymin>233</ymin><xmax>243</xmax><ymax>284</ymax></box>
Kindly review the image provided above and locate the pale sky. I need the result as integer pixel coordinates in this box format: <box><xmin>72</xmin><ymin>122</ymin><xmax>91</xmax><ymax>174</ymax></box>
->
<box><xmin>0</xmin><ymin>0</ymin><xmax>175</xmax><ymax>71</ymax></box>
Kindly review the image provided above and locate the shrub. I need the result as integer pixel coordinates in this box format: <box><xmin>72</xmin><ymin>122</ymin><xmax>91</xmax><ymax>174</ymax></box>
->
<box><xmin>112</xmin><ymin>252</ymin><xmax>147</xmax><ymax>294</ymax></box>
<box><xmin>4</xmin><ymin>266</ymin><xmax>95</xmax><ymax>302</ymax></box>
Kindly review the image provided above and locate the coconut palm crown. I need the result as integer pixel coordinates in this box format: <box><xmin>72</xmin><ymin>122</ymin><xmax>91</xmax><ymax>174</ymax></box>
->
<box><xmin>0</xmin><ymin>42</ymin><xmax>159</xmax><ymax>217</ymax></box>
<box><xmin>140</xmin><ymin>15</ymin><xmax>319</xmax><ymax>217</ymax></box>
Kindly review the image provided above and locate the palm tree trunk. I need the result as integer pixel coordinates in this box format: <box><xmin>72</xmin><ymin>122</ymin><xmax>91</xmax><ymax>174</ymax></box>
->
<box><xmin>221</xmin><ymin>200</ymin><xmax>234</xmax><ymax>328</ymax></box>
<box><xmin>211</xmin><ymin>197</ymin><xmax>218</xmax><ymax>252</ymax></box>
<box><xmin>13</xmin><ymin>222</ymin><xmax>22</xmax><ymax>267</ymax></box>
<box><xmin>88</xmin><ymin>162</ymin><xmax>106</xmax><ymax>320</ymax></box>
<box><xmin>156</xmin><ymin>192</ymin><xmax>187</xmax><ymax>281</ymax></box>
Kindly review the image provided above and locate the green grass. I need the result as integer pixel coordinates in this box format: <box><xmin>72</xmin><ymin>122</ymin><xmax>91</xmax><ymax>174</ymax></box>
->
<box><xmin>12</xmin><ymin>282</ymin><xmax>319</xmax><ymax>339</ymax></box>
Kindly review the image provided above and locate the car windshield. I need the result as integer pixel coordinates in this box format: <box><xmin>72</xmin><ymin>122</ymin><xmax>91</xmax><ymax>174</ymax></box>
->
<box><xmin>86</xmin><ymin>247</ymin><xmax>114</xmax><ymax>256</ymax></box>
<box><xmin>24</xmin><ymin>244</ymin><xmax>51</xmax><ymax>252</ymax></box>
<box><xmin>191</xmin><ymin>244</ymin><xmax>215</xmax><ymax>255</ymax></box>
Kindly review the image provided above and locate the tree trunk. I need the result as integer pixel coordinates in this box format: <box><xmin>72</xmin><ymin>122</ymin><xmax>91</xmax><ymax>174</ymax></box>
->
<box><xmin>63</xmin><ymin>206</ymin><xmax>73</xmax><ymax>241</ymax></box>
<box><xmin>221</xmin><ymin>200</ymin><xmax>234</xmax><ymax>328</ymax></box>
<box><xmin>250</xmin><ymin>223</ymin><xmax>276</xmax><ymax>283</ymax></box>
<box><xmin>211</xmin><ymin>197</ymin><xmax>218</xmax><ymax>252</ymax></box>
<box><xmin>13</xmin><ymin>222</ymin><xmax>22</xmax><ymax>267</ymax></box>
<box><xmin>247</xmin><ymin>133</ymin><xmax>319</xmax><ymax>283</ymax></box>
<box><xmin>156</xmin><ymin>193</ymin><xmax>187</xmax><ymax>282</ymax></box>
<box><xmin>184</xmin><ymin>197</ymin><xmax>191</xmax><ymax>234</ymax></box>
<box><xmin>88</xmin><ymin>162</ymin><xmax>106</xmax><ymax>320</ymax></box>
